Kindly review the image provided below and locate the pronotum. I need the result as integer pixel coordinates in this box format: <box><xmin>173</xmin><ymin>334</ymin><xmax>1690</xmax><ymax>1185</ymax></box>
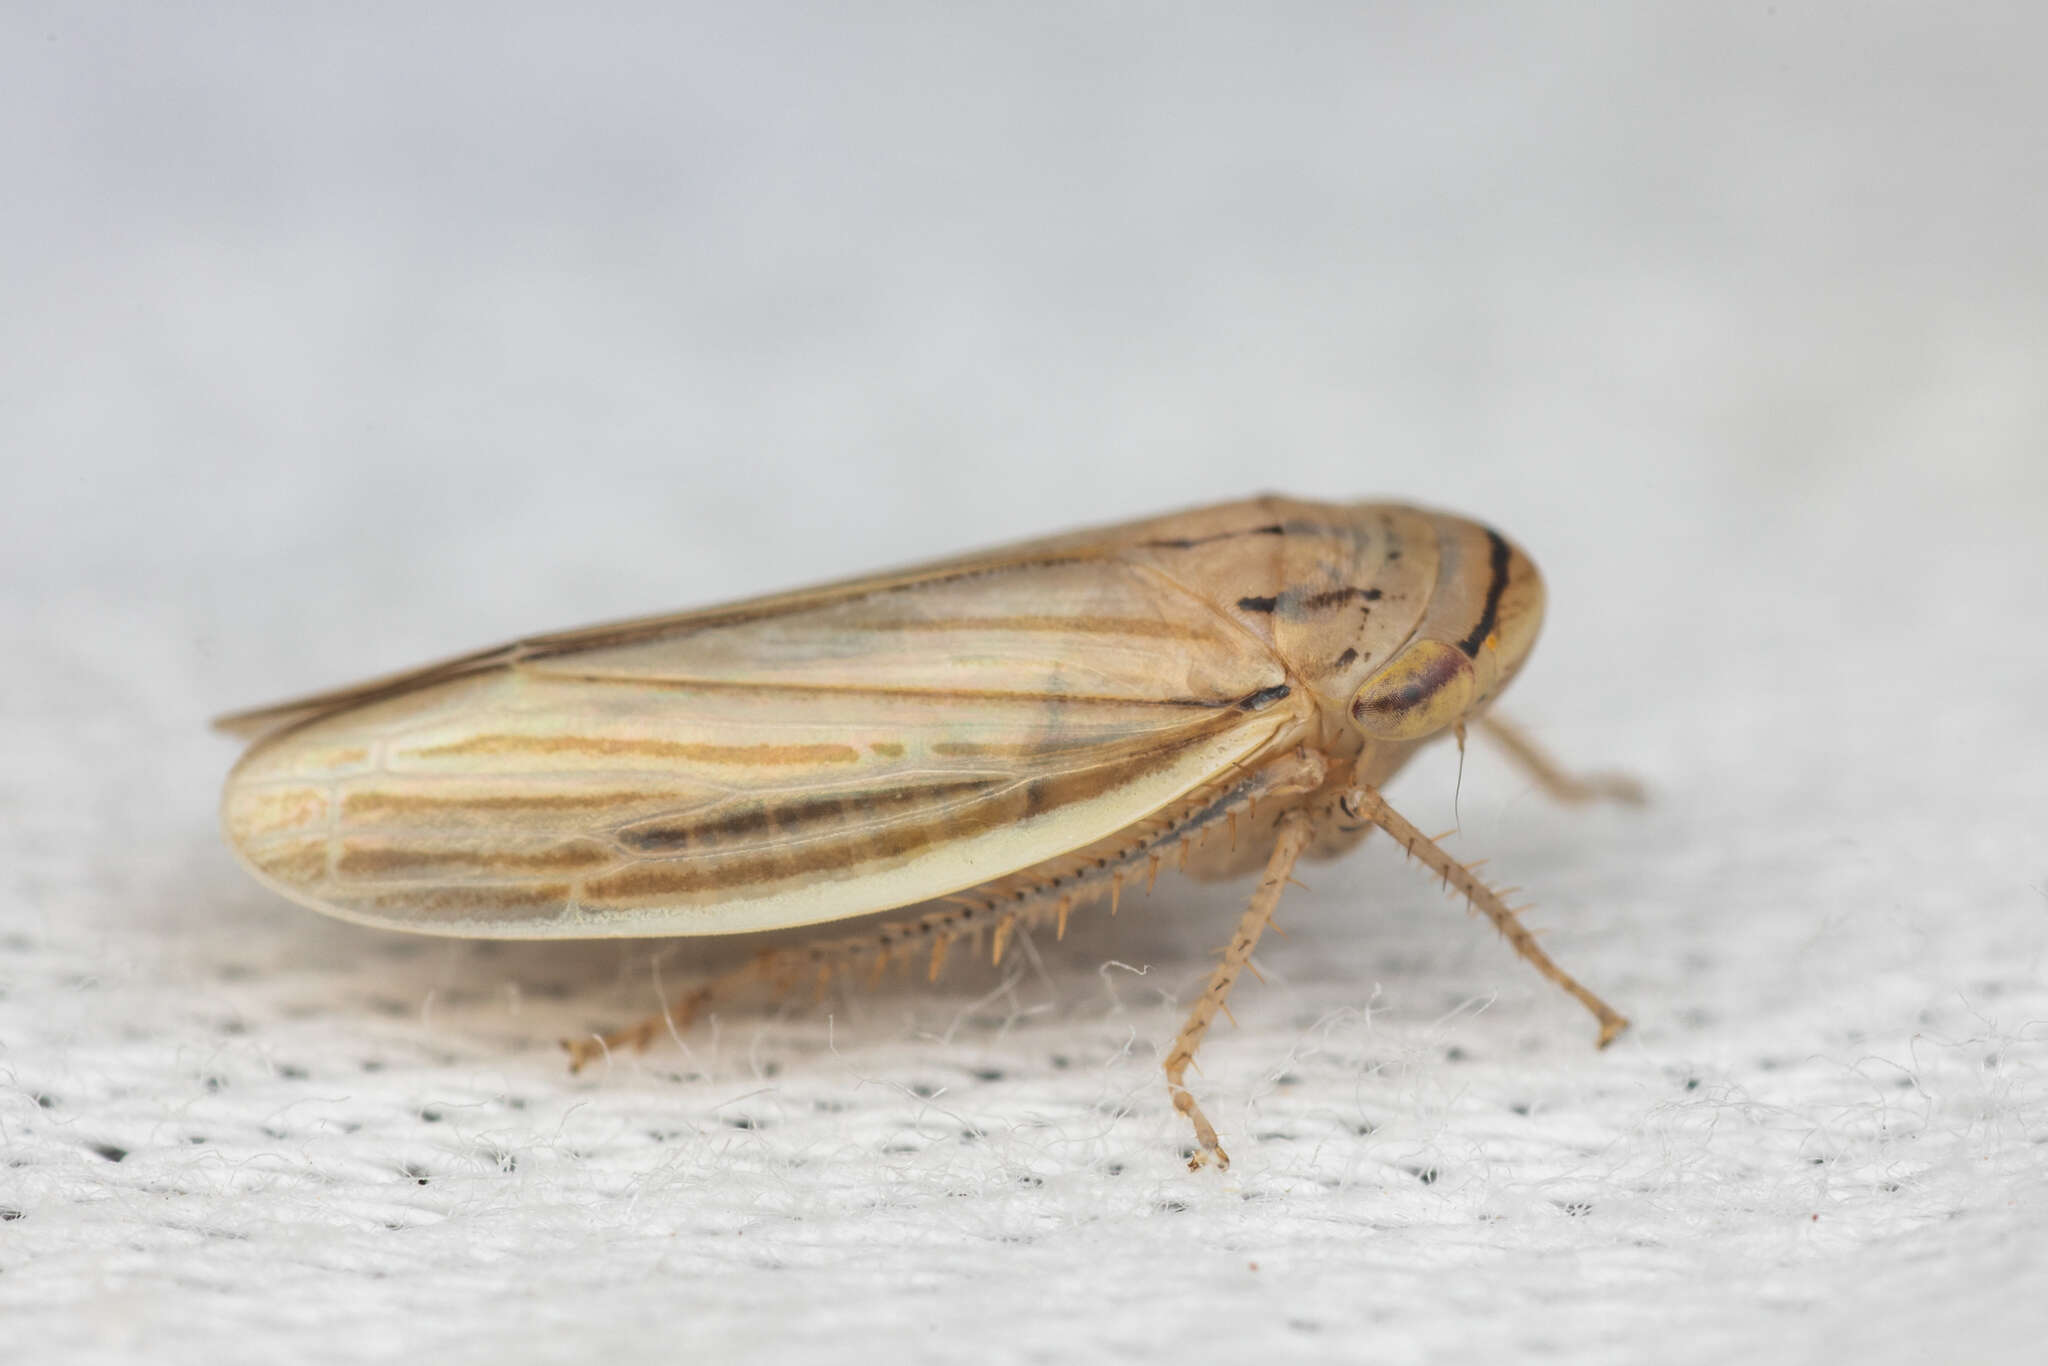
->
<box><xmin>217</xmin><ymin>495</ymin><xmax>1639</xmax><ymax>1168</ymax></box>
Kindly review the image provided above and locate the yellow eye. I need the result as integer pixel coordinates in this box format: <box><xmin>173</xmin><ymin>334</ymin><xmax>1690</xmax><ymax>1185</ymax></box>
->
<box><xmin>1350</xmin><ymin>640</ymin><xmax>1476</xmax><ymax>741</ymax></box>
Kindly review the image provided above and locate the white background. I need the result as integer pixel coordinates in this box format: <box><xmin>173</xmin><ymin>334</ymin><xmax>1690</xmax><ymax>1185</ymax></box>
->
<box><xmin>3</xmin><ymin>6</ymin><xmax>2044</xmax><ymax>1364</ymax></box>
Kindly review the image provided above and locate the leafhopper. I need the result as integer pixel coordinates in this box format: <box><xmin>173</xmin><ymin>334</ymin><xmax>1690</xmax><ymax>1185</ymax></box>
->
<box><xmin>217</xmin><ymin>496</ymin><xmax>1638</xmax><ymax>1168</ymax></box>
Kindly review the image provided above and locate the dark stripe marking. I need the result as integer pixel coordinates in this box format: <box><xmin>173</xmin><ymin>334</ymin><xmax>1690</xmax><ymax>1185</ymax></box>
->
<box><xmin>1298</xmin><ymin>586</ymin><xmax>1382</xmax><ymax>611</ymax></box>
<box><xmin>584</xmin><ymin>757</ymin><xmax>1160</xmax><ymax>901</ymax></box>
<box><xmin>1141</xmin><ymin>523</ymin><xmax>1286</xmax><ymax>550</ymax></box>
<box><xmin>618</xmin><ymin>778</ymin><xmax>1005</xmax><ymax>854</ymax></box>
<box><xmin>1237</xmin><ymin>683</ymin><xmax>1292</xmax><ymax>711</ymax></box>
<box><xmin>1240</xmin><ymin>587</ymin><xmax>1381</xmax><ymax>615</ymax></box>
<box><xmin>1455</xmin><ymin>529</ymin><xmax>1513</xmax><ymax>658</ymax></box>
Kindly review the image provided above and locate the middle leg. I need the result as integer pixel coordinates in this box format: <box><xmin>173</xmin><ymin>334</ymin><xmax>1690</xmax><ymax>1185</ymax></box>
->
<box><xmin>1162</xmin><ymin>805</ymin><xmax>1317</xmax><ymax>1172</ymax></box>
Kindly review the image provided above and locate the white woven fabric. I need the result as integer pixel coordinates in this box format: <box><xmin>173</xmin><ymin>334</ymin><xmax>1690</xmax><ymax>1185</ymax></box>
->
<box><xmin>4</xmin><ymin>7</ymin><xmax>2045</xmax><ymax>1364</ymax></box>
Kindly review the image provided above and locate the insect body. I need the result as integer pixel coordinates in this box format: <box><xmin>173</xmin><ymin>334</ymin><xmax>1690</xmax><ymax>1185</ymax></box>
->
<box><xmin>217</xmin><ymin>496</ymin><xmax>1634</xmax><ymax>1168</ymax></box>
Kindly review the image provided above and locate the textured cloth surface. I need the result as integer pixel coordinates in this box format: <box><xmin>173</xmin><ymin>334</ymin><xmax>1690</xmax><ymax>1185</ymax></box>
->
<box><xmin>4</xmin><ymin>7</ymin><xmax>2046</xmax><ymax>1365</ymax></box>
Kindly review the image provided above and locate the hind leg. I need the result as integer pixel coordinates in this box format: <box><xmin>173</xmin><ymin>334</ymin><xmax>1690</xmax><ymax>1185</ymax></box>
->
<box><xmin>1477</xmin><ymin>713</ymin><xmax>1646</xmax><ymax>806</ymax></box>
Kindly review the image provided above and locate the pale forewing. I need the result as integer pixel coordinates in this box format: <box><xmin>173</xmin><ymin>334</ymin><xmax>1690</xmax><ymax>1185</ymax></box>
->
<box><xmin>221</xmin><ymin>554</ymin><xmax>1307</xmax><ymax>938</ymax></box>
<box><xmin>211</xmin><ymin>496</ymin><xmax>1310</xmax><ymax>742</ymax></box>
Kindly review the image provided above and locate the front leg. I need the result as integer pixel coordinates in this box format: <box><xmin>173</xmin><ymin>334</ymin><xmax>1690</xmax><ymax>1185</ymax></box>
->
<box><xmin>1339</xmin><ymin>786</ymin><xmax>1629</xmax><ymax>1048</ymax></box>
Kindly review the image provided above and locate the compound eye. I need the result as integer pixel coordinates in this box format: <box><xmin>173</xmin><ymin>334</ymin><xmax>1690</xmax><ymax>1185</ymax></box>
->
<box><xmin>1350</xmin><ymin>640</ymin><xmax>1476</xmax><ymax>741</ymax></box>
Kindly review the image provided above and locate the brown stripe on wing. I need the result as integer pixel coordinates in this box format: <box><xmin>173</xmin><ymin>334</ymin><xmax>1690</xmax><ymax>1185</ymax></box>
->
<box><xmin>575</xmin><ymin>735</ymin><xmax>1215</xmax><ymax>908</ymax></box>
<box><xmin>248</xmin><ymin>839</ymin><xmax>329</xmax><ymax>885</ymax></box>
<box><xmin>339</xmin><ymin>786</ymin><xmax>691</xmax><ymax>825</ymax></box>
<box><xmin>226</xmin><ymin>786</ymin><xmax>330</xmax><ymax>838</ymax></box>
<box><xmin>830</xmin><ymin>614</ymin><xmax>1218</xmax><ymax>639</ymax></box>
<box><xmin>405</xmin><ymin>734</ymin><xmax>862</xmax><ymax>765</ymax></box>
<box><xmin>354</xmin><ymin>883</ymin><xmax>579</xmax><ymax>916</ymax></box>
<box><xmin>525</xmin><ymin>673</ymin><xmax>1255</xmax><ymax>711</ymax></box>
<box><xmin>614</xmin><ymin>777</ymin><xmax>1007</xmax><ymax>855</ymax></box>
<box><xmin>335</xmin><ymin>839</ymin><xmax>619</xmax><ymax>880</ymax></box>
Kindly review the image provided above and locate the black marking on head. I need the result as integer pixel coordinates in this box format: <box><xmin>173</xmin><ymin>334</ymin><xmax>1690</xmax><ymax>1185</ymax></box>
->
<box><xmin>1455</xmin><ymin>530</ymin><xmax>1513</xmax><ymax>658</ymax></box>
<box><xmin>1237</xmin><ymin>683</ymin><xmax>1292</xmax><ymax>711</ymax></box>
<box><xmin>1334</xmin><ymin>647</ymin><xmax>1358</xmax><ymax>670</ymax></box>
<box><xmin>1142</xmin><ymin>524</ymin><xmax>1286</xmax><ymax>550</ymax></box>
<box><xmin>1237</xmin><ymin>595</ymin><xmax>1279</xmax><ymax>614</ymax></box>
